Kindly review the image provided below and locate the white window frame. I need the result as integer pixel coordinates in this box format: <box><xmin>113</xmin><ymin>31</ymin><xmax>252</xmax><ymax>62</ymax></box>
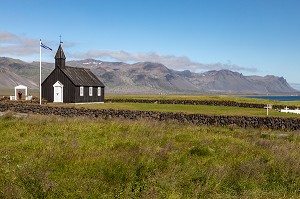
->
<box><xmin>89</xmin><ymin>87</ymin><xmax>93</xmax><ymax>96</ymax></box>
<box><xmin>97</xmin><ymin>87</ymin><xmax>101</xmax><ymax>96</ymax></box>
<box><xmin>80</xmin><ymin>86</ymin><xmax>84</xmax><ymax>96</ymax></box>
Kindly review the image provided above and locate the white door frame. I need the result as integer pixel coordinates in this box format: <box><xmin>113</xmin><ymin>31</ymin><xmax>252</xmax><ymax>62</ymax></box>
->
<box><xmin>53</xmin><ymin>81</ymin><xmax>64</xmax><ymax>103</ymax></box>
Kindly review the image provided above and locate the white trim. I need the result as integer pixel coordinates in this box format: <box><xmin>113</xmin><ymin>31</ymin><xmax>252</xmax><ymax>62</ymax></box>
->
<box><xmin>40</xmin><ymin>40</ymin><xmax>41</xmax><ymax>105</ymax></box>
<box><xmin>53</xmin><ymin>81</ymin><xmax>64</xmax><ymax>103</ymax></box>
<box><xmin>97</xmin><ymin>87</ymin><xmax>101</xmax><ymax>96</ymax></box>
<box><xmin>80</xmin><ymin>86</ymin><xmax>84</xmax><ymax>96</ymax></box>
<box><xmin>14</xmin><ymin>85</ymin><xmax>27</xmax><ymax>100</ymax></box>
<box><xmin>15</xmin><ymin>85</ymin><xmax>27</xmax><ymax>89</ymax></box>
<box><xmin>89</xmin><ymin>87</ymin><xmax>93</xmax><ymax>96</ymax></box>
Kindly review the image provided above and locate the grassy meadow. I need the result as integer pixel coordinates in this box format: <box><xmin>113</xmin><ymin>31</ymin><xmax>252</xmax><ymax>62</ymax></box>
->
<box><xmin>51</xmin><ymin>102</ymin><xmax>300</xmax><ymax>118</ymax></box>
<box><xmin>105</xmin><ymin>94</ymin><xmax>300</xmax><ymax>107</ymax></box>
<box><xmin>1</xmin><ymin>112</ymin><xmax>300</xmax><ymax>198</ymax></box>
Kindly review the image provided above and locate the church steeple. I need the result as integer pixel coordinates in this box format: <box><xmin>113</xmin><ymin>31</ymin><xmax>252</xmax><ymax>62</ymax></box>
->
<box><xmin>55</xmin><ymin>44</ymin><xmax>66</xmax><ymax>69</ymax></box>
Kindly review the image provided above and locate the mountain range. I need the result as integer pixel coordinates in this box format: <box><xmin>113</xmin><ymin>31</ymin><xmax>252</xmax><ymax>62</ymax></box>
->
<box><xmin>0</xmin><ymin>57</ymin><xmax>298</xmax><ymax>94</ymax></box>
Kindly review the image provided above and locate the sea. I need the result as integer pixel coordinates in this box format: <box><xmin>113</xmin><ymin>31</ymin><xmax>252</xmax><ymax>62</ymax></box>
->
<box><xmin>245</xmin><ymin>95</ymin><xmax>300</xmax><ymax>102</ymax></box>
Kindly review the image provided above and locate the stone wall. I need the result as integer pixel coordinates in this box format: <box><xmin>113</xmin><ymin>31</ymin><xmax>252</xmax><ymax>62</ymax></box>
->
<box><xmin>106</xmin><ymin>99</ymin><xmax>299</xmax><ymax>110</ymax></box>
<box><xmin>1</xmin><ymin>102</ymin><xmax>299</xmax><ymax>131</ymax></box>
<box><xmin>0</xmin><ymin>96</ymin><xmax>47</xmax><ymax>104</ymax></box>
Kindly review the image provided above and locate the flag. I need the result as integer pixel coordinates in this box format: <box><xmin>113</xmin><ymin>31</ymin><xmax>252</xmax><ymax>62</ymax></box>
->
<box><xmin>39</xmin><ymin>39</ymin><xmax>52</xmax><ymax>105</ymax></box>
<box><xmin>40</xmin><ymin>42</ymin><xmax>52</xmax><ymax>51</ymax></box>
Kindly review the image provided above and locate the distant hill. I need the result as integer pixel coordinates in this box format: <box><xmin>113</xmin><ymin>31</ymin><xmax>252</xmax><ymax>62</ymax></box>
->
<box><xmin>290</xmin><ymin>83</ymin><xmax>300</xmax><ymax>91</ymax></box>
<box><xmin>0</xmin><ymin>57</ymin><xmax>298</xmax><ymax>94</ymax></box>
<box><xmin>68</xmin><ymin>59</ymin><xmax>298</xmax><ymax>94</ymax></box>
<box><xmin>0</xmin><ymin>57</ymin><xmax>53</xmax><ymax>89</ymax></box>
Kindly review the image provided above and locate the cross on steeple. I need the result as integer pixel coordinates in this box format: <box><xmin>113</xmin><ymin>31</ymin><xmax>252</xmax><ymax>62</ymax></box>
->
<box><xmin>55</xmin><ymin>42</ymin><xmax>66</xmax><ymax>69</ymax></box>
<box><xmin>59</xmin><ymin>35</ymin><xmax>63</xmax><ymax>44</ymax></box>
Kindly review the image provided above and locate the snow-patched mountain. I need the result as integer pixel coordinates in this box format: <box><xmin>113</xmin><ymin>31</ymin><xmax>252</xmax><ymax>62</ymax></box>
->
<box><xmin>67</xmin><ymin>59</ymin><xmax>298</xmax><ymax>94</ymax></box>
<box><xmin>0</xmin><ymin>57</ymin><xmax>298</xmax><ymax>94</ymax></box>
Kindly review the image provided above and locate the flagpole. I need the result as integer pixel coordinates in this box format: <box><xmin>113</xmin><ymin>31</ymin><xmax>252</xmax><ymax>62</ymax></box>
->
<box><xmin>40</xmin><ymin>39</ymin><xmax>42</xmax><ymax>105</ymax></box>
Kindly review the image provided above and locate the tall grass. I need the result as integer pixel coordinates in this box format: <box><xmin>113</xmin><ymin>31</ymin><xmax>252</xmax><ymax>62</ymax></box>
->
<box><xmin>1</xmin><ymin>113</ymin><xmax>300</xmax><ymax>198</ymax></box>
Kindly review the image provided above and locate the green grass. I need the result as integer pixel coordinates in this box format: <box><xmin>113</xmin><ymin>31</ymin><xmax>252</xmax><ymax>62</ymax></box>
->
<box><xmin>106</xmin><ymin>94</ymin><xmax>300</xmax><ymax>107</ymax></box>
<box><xmin>1</xmin><ymin>112</ymin><xmax>300</xmax><ymax>198</ymax></box>
<box><xmin>51</xmin><ymin>102</ymin><xmax>300</xmax><ymax>118</ymax></box>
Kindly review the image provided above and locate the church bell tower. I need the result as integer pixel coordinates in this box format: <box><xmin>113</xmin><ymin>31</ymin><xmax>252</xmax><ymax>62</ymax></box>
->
<box><xmin>55</xmin><ymin>44</ymin><xmax>66</xmax><ymax>69</ymax></box>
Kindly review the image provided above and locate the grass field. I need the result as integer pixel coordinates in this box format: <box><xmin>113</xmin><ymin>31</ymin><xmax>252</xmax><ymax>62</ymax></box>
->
<box><xmin>50</xmin><ymin>101</ymin><xmax>300</xmax><ymax>118</ymax></box>
<box><xmin>1</xmin><ymin>113</ymin><xmax>300</xmax><ymax>198</ymax></box>
<box><xmin>105</xmin><ymin>94</ymin><xmax>300</xmax><ymax>107</ymax></box>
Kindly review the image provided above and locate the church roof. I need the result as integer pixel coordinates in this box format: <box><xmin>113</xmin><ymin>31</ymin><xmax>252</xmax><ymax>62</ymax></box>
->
<box><xmin>61</xmin><ymin>66</ymin><xmax>105</xmax><ymax>87</ymax></box>
<box><xmin>55</xmin><ymin>44</ymin><xmax>66</xmax><ymax>59</ymax></box>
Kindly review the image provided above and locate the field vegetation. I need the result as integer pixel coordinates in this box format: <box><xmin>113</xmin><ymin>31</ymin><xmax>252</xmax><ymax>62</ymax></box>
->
<box><xmin>1</xmin><ymin>112</ymin><xmax>300</xmax><ymax>198</ymax></box>
<box><xmin>51</xmin><ymin>101</ymin><xmax>300</xmax><ymax>118</ymax></box>
<box><xmin>106</xmin><ymin>94</ymin><xmax>300</xmax><ymax>107</ymax></box>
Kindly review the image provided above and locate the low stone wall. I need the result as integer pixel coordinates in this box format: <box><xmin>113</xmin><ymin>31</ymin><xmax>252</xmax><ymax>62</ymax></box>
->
<box><xmin>106</xmin><ymin>99</ymin><xmax>298</xmax><ymax>110</ymax></box>
<box><xmin>0</xmin><ymin>96</ymin><xmax>47</xmax><ymax>104</ymax></box>
<box><xmin>1</xmin><ymin>102</ymin><xmax>299</xmax><ymax>131</ymax></box>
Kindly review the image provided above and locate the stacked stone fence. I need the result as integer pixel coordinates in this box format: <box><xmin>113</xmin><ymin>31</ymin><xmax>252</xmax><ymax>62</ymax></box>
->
<box><xmin>0</xmin><ymin>96</ymin><xmax>47</xmax><ymax>104</ymax></box>
<box><xmin>1</xmin><ymin>102</ymin><xmax>300</xmax><ymax>131</ymax></box>
<box><xmin>106</xmin><ymin>99</ymin><xmax>299</xmax><ymax>110</ymax></box>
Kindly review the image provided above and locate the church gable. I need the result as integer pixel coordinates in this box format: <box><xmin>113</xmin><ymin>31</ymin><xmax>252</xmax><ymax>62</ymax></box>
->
<box><xmin>42</xmin><ymin>43</ymin><xmax>105</xmax><ymax>103</ymax></box>
<box><xmin>42</xmin><ymin>67</ymin><xmax>75</xmax><ymax>103</ymax></box>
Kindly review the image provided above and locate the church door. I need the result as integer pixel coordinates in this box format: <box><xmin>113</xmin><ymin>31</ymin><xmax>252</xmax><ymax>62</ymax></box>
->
<box><xmin>53</xmin><ymin>81</ymin><xmax>64</xmax><ymax>103</ymax></box>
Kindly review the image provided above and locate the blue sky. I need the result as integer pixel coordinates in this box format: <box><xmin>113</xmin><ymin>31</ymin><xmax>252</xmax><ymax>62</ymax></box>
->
<box><xmin>1</xmin><ymin>0</ymin><xmax>300</xmax><ymax>84</ymax></box>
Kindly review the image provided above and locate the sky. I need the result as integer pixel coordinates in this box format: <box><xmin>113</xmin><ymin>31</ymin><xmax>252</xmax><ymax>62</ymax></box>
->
<box><xmin>1</xmin><ymin>0</ymin><xmax>300</xmax><ymax>84</ymax></box>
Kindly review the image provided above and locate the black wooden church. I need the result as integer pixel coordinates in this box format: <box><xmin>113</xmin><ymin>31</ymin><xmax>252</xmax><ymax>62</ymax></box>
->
<box><xmin>42</xmin><ymin>44</ymin><xmax>105</xmax><ymax>103</ymax></box>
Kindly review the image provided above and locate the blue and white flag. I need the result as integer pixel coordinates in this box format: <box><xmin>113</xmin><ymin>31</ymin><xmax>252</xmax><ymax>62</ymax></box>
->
<box><xmin>40</xmin><ymin>42</ymin><xmax>52</xmax><ymax>51</ymax></box>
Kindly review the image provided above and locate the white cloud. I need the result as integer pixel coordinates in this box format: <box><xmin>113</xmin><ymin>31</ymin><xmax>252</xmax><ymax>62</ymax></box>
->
<box><xmin>0</xmin><ymin>32</ymin><xmax>39</xmax><ymax>56</ymax></box>
<box><xmin>71</xmin><ymin>50</ymin><xmax>258</xmax><ymax>73</ymax></box>
<box><xmin>1</xmin><ymin>32</ymin><xmax>257</xmax><ymax>73</ymax></box>
<box><xmin>0</xmin><ymin>32</ymin><xmax>19</xmax><ymax>43</ymax></box>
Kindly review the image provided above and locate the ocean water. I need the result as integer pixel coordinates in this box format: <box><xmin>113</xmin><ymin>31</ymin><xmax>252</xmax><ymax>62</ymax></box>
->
<box><xmin>246</xmin><ymin>95</ymin><xmax>300</xmax><ymax>102</ymax></box>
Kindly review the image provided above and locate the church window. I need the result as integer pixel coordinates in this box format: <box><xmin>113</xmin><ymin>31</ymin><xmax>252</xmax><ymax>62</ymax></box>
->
<box><xmin>80</xmin><ymin>86</ymin><xmax>84</xmax><ymax>96</ymax></box>
<box><xmin>98</xmin><ymin>87</ymin><xmax>101</xmax><ymax>96</ymax></box>
<box><xmin>89</xmin><ymin>87</ymin><xmax>93</xmax><ymax>96</ymax></box>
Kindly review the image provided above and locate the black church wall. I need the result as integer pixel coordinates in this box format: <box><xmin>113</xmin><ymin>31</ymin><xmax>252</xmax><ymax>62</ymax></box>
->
<box><xmin>75</xmin><ymin>86</ymin><xmax>105</xmax><ymax>103</ymax></box>
<box><xmin>42</xmin><ymin>68</ymin><xmax>75</xmax><ymax>103</ymax></box>
<box><xmin>100</xmin><ymin>87</ymin><xmax>105</xmax><ymax>102</ymax></box>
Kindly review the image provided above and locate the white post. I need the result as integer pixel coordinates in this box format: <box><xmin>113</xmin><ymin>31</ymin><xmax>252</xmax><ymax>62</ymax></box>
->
<box><xmin>264</xmin><ymin>104</ymin><xmax>270</xmax><ymax>116</ymax></box>
<box><xmin>40</xmin><ymin>39</ymin><xmax>42</xmax><ymax>105</ymax></box>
